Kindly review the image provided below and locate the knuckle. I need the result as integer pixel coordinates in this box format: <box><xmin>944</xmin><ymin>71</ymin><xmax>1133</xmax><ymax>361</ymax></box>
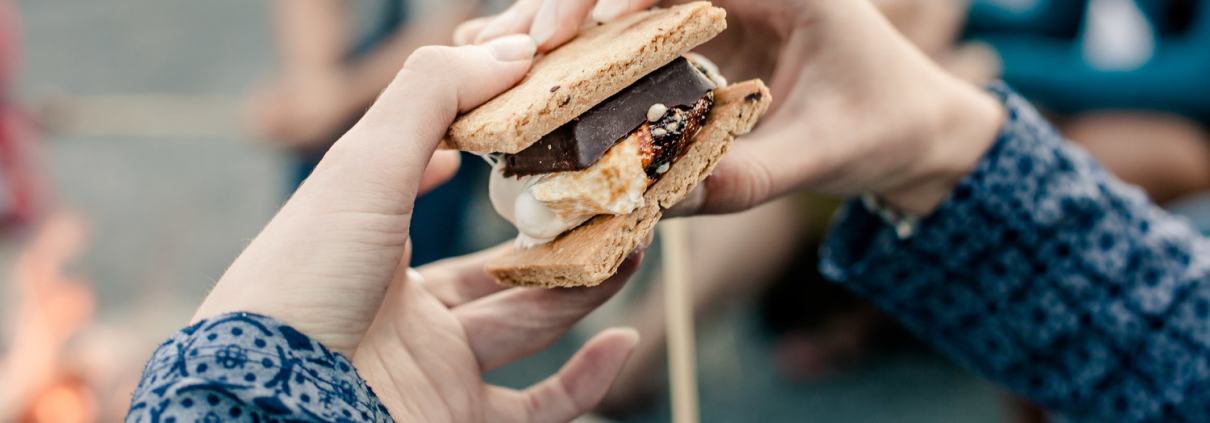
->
<box><xmin>740</xmin><ymin>156</ymin><xmax>775</xmax><ymax>211</ymax></box>
<box><xmin>394</xmin><ymin>45</ymin><xmax>465</xmax><ymax>118</ymax></box>
<box><xmin>401</xmin><ymin>45</ymin><xmax>460</xmax><ymax>77</ymax></box>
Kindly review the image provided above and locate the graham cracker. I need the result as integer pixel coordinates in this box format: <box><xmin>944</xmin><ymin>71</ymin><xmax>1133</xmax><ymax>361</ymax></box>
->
<box><xmin>486</xmin><ymin>80</ymin><xmax>772</xmax><ymax>288</ymax></box>
<box><xmin>442</xmin><ymin>2</ymin><xmax>727</xmax><ymax>154</ymax></box>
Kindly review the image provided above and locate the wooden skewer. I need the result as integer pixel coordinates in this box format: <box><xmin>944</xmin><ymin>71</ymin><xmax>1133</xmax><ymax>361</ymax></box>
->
<box><xmin>660</xmin><ymin>218</ymin><xmax>699</xmax><ymax>423</ymax></box>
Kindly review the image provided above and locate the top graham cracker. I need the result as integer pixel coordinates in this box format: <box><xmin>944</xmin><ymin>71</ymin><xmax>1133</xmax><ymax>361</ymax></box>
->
<box><xmin>441</xmin><ymin>2</ymin><xmax>727</xmax><ymax>153</ymax></box>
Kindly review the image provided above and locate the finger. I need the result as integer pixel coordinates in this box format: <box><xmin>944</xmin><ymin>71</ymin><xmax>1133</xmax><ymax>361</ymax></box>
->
<box><xmin>487</xmin><ymin>328</ymin><xmax>640</xmax><ymax>423</ymax></box>
<box><xmin>418</xmin><ymin>150</ymin><xmax>462</xmax><ymax>195</ymax></box>
<box><xmin>664</xmin><ymin>133</ymin><xmax>784</xmax><ymax>217</ymax></box>
<box><xmin>454</xmin><ymin>16</ymin><xmax>493</xmax><ymax>46</ymax></box>
<box><xmin>663</xmin><ymin>183</ymin><xmax>705</xmax><ymax>218</ymax></box>
<box><xmin>591</xmin><ymin>0</ymin><xmax>660</xmax><ymax>23</ymax></box>
<box><xmin>528</xmin><ymin>0</ymin><xmax>597</xmax><ymax>53</ymax></box>
<box><xmin>457</xmin><ymin>247</ymin><xmax>645</xmax><ymax>371</ymax></box>
<box><xmin>474</xmin><ymin>0</ymin><xmax>544</xmax><ymax>45</ymax></box>
<box><xmin>416</xmin><ymin>245</ymin><xmax>511</xmax><ymax>307</ymax></box>
<box><xmin>423</xmin><ymin>230</ymin><xmax>654</xmax><ymax>307</ymax></box>
<box><xmin>309</xmin><ymin>35</ymin><xmax>536</xmax><ymax>216</ymax></box>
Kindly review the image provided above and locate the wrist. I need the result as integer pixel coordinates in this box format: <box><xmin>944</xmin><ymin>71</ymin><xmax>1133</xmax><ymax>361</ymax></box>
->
<box><xmin>880</xmin><ymin>79</ymin><xmax>1004</xmax><ymax>215</ymax></box>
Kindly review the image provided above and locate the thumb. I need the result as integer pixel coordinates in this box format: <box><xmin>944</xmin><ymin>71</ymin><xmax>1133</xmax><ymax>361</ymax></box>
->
<box><xmin>193</xmin><ymin>37</ymin><xmax>535</xmax><ymax>341</ymax></box>
<box><xmin>304</xmin><ymin>35</ymin><xmax>537</xmax><ymax>216</ymax></box>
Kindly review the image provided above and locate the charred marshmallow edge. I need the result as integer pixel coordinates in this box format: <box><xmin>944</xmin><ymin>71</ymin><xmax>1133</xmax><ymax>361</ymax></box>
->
<box><xmin>489</xmin><ymin>55</ymin><xmax>723</xmax><ymax>247</ymax></box>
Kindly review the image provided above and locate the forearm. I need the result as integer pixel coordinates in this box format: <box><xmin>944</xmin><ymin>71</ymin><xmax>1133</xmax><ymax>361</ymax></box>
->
<box><xmin>126</xmin><ymin>313</ymin><xmax>391</xmax><ymax>423</ymax></box>
<box><xmin>274</xmin><ymin>0</ymin><xmax>349</xmax><ymax>74</ymax></box>
<box><xmin>821</xmin><ymin>82</ymin><xmax>1210</xmax><ymax>422</ymax></box>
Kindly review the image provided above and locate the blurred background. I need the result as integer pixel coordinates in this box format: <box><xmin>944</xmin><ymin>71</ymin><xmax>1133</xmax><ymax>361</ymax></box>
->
<box><xmin>2</xmin><ymin>0</ymin><xmax>1209</xmax><ymax>422</ymax></box>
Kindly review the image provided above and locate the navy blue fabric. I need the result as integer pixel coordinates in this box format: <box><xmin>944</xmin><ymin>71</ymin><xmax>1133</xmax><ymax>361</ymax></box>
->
<box><xmin>125</xmin><ymin>313</ymin><xmax>392</xmax><ymax>423</ymax></box>
<box><xmin>821</xmin><ymin>82</ymin><xmax>1210</xmax><ymax>422</ymax></box>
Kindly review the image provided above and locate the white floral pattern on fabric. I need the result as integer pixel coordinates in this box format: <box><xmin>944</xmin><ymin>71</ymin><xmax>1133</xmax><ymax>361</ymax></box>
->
<box><xmin>126</xmin><ymin>313</ymin><xmax>393</xmax><ymax>423</ymax></box>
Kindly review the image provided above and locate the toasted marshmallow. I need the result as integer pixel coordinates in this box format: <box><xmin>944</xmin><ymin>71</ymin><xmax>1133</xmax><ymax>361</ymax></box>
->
<box><xmin>489</xmin><ymin>161</ymin><xmax>584</xmax><ymax>246</ymax></box>
<box><xmin>530</xmin><ymin>132</ymin><xmax>649</xmax><ymax>217</ymax></box>
<box><xmin>685</xmin><ymin>52</ymin><xmax>727</xmax><ymax>88</ymax></box>
<box><xmin>489</xmin><ymin>130</ymin><xmax>651</xmax><ymax>247</ymax></box>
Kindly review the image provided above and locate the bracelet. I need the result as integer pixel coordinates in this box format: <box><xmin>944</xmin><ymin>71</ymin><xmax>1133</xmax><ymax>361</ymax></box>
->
<box><xmin>860</xmin><ymin>193</ymin><xmax>919</xmax><ymax>240</ymax></box>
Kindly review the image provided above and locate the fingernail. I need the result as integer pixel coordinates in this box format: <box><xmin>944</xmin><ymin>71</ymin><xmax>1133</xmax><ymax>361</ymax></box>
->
<box><xmin>453</xmin><ymin>17</ymin><xmax>490</xmax><ymax>46</ymax></box>
<box><xmin>592</xmin><ymin>0</ymin><xmax>628</xmax><ymax>23</ymax></box>
<box><xmin>474</xmin><ymin>8</ymin><xmax>519</xmax><ymax>44</ymax></box>
<box><xmin>406</xmin><ymin>268</ymin><xmax>427</xmax><ymax>289</ymax></box>
<box><xmin>530</xmin><ymin>0</ymin><xmax>558</xmax><ymax>46</ymax></box>
<box><xmin>616</xmin><ymin>327</ymin><xmax>641</xmax><ymax>345</ymax></box>
<box><xmin>480</xmin><ymin>34</ymin><xmax>537</xmax><ymax>62</ymax></box>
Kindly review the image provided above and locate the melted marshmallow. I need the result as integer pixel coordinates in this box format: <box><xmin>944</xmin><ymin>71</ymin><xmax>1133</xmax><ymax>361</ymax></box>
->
<box><xmin>684</xmin><ymin>52</ymin><xmax>727</xmax><ymax>88</ymax></box>
<box><xmin>488</xmin><ymin>131</ymin><xmax>650</xmax><ymax>247</ymax></box>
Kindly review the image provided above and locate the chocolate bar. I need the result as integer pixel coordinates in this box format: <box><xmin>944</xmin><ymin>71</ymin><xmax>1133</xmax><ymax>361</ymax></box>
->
<box><xmin>503</xmin><ymin>57</ymin><xmax>717</xmax><ymax>176</ymax></box>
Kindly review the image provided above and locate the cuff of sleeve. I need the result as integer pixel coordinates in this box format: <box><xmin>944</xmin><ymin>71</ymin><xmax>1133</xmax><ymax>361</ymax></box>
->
<box><xmin>820</xmin><ymin>81</ymin><xmax>1073</xmax><ymax>294</ymax></box>
<box><xmin>128</xmin><ymin>312</ymin><xmax>393</xmax><ymax>422</ymax></box>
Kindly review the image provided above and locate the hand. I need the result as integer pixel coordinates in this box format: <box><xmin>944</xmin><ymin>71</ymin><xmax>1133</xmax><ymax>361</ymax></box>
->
<box><xmin>361</xmin><ymin>247</ymin><xmax>645</xmax><ymax>422</ymax></box>
<box><xmin>244</xmin><ymin>69</ymin><xmax>361</xmax><ymax>151</ymax></box>
<box><xmin>196</xmin><ymin>35</ymin><xmax>644</xmax><ymax>422</ymax></box>
<box><xmin>455</xmin><ymin>0</ymin><xmax>1005</xmax><ymax>216</ymax></box>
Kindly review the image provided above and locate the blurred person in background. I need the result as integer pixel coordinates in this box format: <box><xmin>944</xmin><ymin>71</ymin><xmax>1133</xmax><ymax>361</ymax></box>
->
<box><xmin>0</xmin><ymin>0</ymin><xmax>49</xmax><ymax>232</ymax></box>
<box><xmin>246</xmin><ymin>0</ymin><xmax>488</xmax><ymax>265</ymax></box>
<box><xmin>0</xmin><ymin>6</ymin><xmax>146</xmax><ymax>422</ymax></box>
<box><xmin>886</xmin><ymin>0</ymin><xmax>1210</xmax><ymax>207</ymax></box>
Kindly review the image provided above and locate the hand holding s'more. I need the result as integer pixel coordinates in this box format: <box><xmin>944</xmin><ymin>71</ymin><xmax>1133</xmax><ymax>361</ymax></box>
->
<box><xmin>444</xmin><ymin>2</ymin><xmax>771</xmax><ymax>288</ymax></box>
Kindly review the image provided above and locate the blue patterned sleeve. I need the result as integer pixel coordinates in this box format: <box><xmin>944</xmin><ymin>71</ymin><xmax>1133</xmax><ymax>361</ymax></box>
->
<box><xmin>125</xmin><ymin>313</ymin><xmax>393</xmax><ymax>423</ymax></box>
<box><xmin>820</xmin><ymin>82</ymin><xmax>1210</xmax><ymax>423</ymax></box>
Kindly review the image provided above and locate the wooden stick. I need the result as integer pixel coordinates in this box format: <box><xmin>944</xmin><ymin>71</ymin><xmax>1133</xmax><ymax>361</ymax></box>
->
<box><xmin>660</xmin><ymin>218</ymin><xmax>700</xmax><ymax>423</ymax></box>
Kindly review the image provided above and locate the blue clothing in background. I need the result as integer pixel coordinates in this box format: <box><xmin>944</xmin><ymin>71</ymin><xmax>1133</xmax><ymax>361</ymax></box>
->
<box><xmin>968</xmin><ymin>0</ymin><xmax>1089</xmax><ymax>37</ymax></box>
<box><xmin>966</xmin><ymin>0</ymin><xmax>1210</xmax><ymax>119</ymax></box>
<box><xmin>822</xmin><ymin>82</ymin><xmax>1210</xmax><ymax>422</ymax></box>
